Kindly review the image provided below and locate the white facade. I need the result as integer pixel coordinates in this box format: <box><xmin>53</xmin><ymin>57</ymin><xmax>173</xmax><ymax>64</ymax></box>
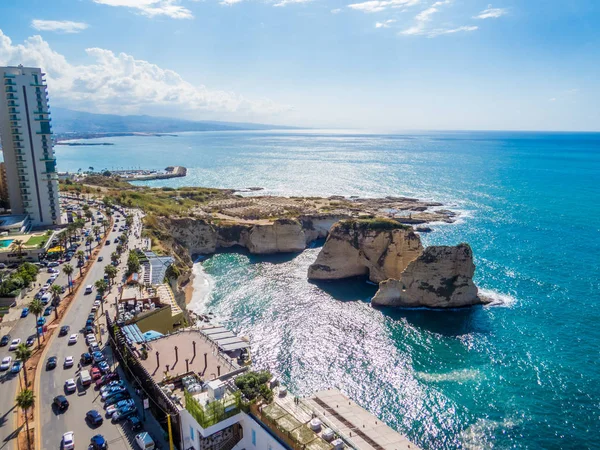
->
<box><xmin>179</xmin><ymin>408</ymin><xmax>285</xmax><ymax>450</ymax></box>
<box><xmin>0</xmin><ymin>66</ymin><xmax>62</xmax><ymax>226</ymax></box>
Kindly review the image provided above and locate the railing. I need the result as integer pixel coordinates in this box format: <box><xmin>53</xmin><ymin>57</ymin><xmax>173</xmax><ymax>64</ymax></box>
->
<box><xmin>184</xmin><ymin>390</ymin><xmax>242</xmax><ymax>429</ymax></box>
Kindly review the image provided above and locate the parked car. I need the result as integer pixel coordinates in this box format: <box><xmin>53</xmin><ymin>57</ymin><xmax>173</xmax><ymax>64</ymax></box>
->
<box><xmin>59</xmin><ymin>325</ymin><xmax>70</xmax><ymax>336</ymax></box>
<box><xmin>64</xmin><ymin>378</ymin><xmax>77</xmax><ymax>393</ymax></box>
<box><xmin>0</xmin><ymin>335</ymin><xmax>11</xmax><ymax>346</ymax></box>
<box><xmin>95</xmin><ymin>372</ymin><xmax>119</xmax><ymax>388</ymax></box>
<box><xmin>25</xmin><ymin>336</ymin><xmax>35</xmax><ymax>347</ymax></box>
<box><xmin>21</xmin><ymin>308</ymin><xmax>29</xmax><ymax>318</ymax></box>
<box><xmin>89</xmin><ymin>343</ymin><xmax>100</xmax><ymax>353</ymax></box>
<box><xmin>53</xmin><ymin>395</ymin><xmax>69</xmax><ymax>410</ymax></box>
<box><xmin>105</xmin><ymin>399</ymin><xmax>135</xmax><ymax>416</ymax></box>
<box><xmin>103</xmin><ymin>392</ymin><xmax>130</xmax><ymax>407</ymax></box>
<box><xmin>62</xmin><ymin>431</ymin><xmax>75</xmax><ymax>450</ymax></box>
<box><xmin>127</xmin><ymin>415</ymin><xmax>143</xmax><ymax>431</ymax></box>
<box><xmin>112</xmin><ymin>404</ymin><xmax>137</xmax><ymax>421</ymax></box>
<box><xmin>46</xmin><ymin>356</ymin><xmax>57</xmax><ymax>370</ymax></box>
<box><xmin>92</xmin><ymin>351</ymin><xmax>105</xmax><ymax>363</ymax></box>
<box><xmin>0</xmin><ymin>357</ymin><xmax>12</xmax><ymax>371</ymax></box>
<box><xmin>100</xmin><ymin>381</ymin><xmax>123</xmax><ymax>394</ymax></box>
<box><xmin>43</xmin><ymin>306</ymin><xmax>53</xmax><ymax>316</ymax></box>
<box><xmin>86</xmin><ymin>409</ymin><xmax>103</xmax><ymax>426</ymax></box>
<box><xmin>91</xmin><ymin>367</ymin><xmax>102</xmax><ymax>380</ymax></box>
<box><xmin>37</xmin><ymin>317</ymin><xmax>46</xmax><ymax>326</ymax></box>
<box><xmin>135</xmin><ymin>432</ymin><xmax>155</xmax><ymax>450</ymax></box>
<box><xmin>97</xmin><ymin>361</ymin><xmax>110</xmax><ymax>374</ymax></box>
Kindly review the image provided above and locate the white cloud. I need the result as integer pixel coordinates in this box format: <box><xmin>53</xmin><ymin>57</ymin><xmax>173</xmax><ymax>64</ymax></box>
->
<box><xmin>0</xmin><ymin>29</ymin><xmax>288</xmax><ymax>119</ymax></box>
<box><xmin>549</xmin><ymin>98</ymin><xmax>556</xmax><ymax>102</ymax></box>
<box><xmin>427</xmin><ymin>25</ymin><xmax>478</xmax><ymax>37</ymax></box>
<box><xmin>331</xmin><ymin>8</ymin><xmax>342</xmax><ymax>14</ymax></box>
<box><xmin>220</xmin><ymin>0</ymin><xmax>244</xmax><ymax>5</ymax></box>
<box><xmin>375</xmin><ymin>19</ymin><xmax>396</xmax><ymax>28</ymax></box>
<box><xmin>31</xmin><ymin>20</ymin><xmax>89</xmax><ymax>34</ymax></box>
<box><xmin>92</xmin><ymin>0</ymin><xmax>193</xmax><ymax>19</ymax></box>
<box><xmin>473</xmin><ymin>5</ymin><xmax>507</xmax><ymax>19</ymax></box>
<box><xmin>348</xmin><ymin>0</ymin><xmax>419</xmax><ymax>14</ymax></box>
<box><xmin>400</xmin><ymin>0</ymin><xmax>448</xmax><ymax>35</ymax></box>
<box><xmin>273</xmin><ymin>0</ymin><xmax>313</xmax><ymax>6</ymax></box>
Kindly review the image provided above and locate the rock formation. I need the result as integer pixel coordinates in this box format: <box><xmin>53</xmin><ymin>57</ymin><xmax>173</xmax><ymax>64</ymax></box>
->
<box><xmin>372</xmin><ymin>243</ymin><xmax>486</xmax><ymax>308</ymax></box>
<box><xmin>307</xmin><ymin>219</ymin><xmax>423</xmax><ymax>283</ymax></box>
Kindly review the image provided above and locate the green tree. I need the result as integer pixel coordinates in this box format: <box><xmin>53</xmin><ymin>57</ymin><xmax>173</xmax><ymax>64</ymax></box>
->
<box><xmin>85</xmin><ymin>236</ymin><xmax>93</xmax><ymax>255</ymax></box>
<box><xmin>50</xmin><ymin>284</ymin><xmax>62</xmax><ymax>320</ymax></box>
<box><xmin>94</xmin><ymin>279</ymin><xmax>108</xmax><ymax>298</ymax></box>
<box><xmin>75</xmin><ymin>250</ymin><xmax>86</xmax><ymax>277</ymax></box>
<box><xmin>126</xmin><ymin>251</ymin><xmax>140</xmax><ymax>276</ymax></box>
<box><xmin>101</xmin><ymin>219</ymin><xmax>109</xmax><ymax>234</ymax></box>
<box><xmin>28</xmin><ymin>299</ymin><xmax>44</xmax><ymax>347</ymax></box>
<box><xmin>10</xmin><ymin>240</ymin><xmax>26</xmax><ymax>261</ymax></box>
<box><xmin>62</xmin><ymin>264</ymin><xmax>74</xmax><ymax>293</ymax></box>
<box><xmin>93</xmin><ymin>225</ymin><xmax>101</xmax><ymax>239</ymax></box>
<box><xmin>111</xmin><ymin>252</ymin><xmax>120</xmax><ymax>265</ymax></box>
<box><xmin>16</xmin><ymin>388</ymin><xmax>35</xmax><ymax>450</ymax></box>
<box><xmin>14</xmin><ymin>343</ymin><xmax>32</xmax><ymax>387</ymax></box>
<box><xmin>104</xmin><ymin>265</ymin><xmax>117</xmax><ymax>285</ymax></box>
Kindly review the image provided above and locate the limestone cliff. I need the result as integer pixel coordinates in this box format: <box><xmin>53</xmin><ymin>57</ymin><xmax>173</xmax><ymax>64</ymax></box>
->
<box><xmin>372</xmin><ymin>243</ymin><xmax>486</xmax><ymax>308</ymax></box>
<box><xmin>307</xmin><ymin>219</ymin><xmax>423</xmax><ymax>283</ymax></box>
<box><xmin>158</xmin><ymin>216</ymin><xmax>346</xmax><ymax>255</ymax></box>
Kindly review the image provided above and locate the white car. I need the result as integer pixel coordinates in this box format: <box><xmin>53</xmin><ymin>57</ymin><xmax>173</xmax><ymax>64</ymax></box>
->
<box><xmin>8</xmin><ymin>338</ymin><xmax>21</xmax><ymax>351</ymax></box>
<box><xmin>86</xmin><ymin>334</ymin><xmax>96</xmax><ymax>345</ymax></box>
<box><xmin>62</xmin><ymin>431</ymin><xmax>74</xmax><ymax>450</ymax></box>
<box><xmin>50</xmin><ymin>274</ymin><xmax>59</xmax><ymax>281</ymax></box>
<box><xmin>0</xmin><ymin>356</ymin><xmax>12</xmax><ymax>371</ymax></box>
<box><xmin>93</xmin><ymin>300</ymin><xmax>101</xmax><ymax>307</ymax></box>
<box><xmin>64</xmin><ymin>378</ymin><xmax>76</xmax><ymax>393</ymax></box>
<box><xmin>68</xmin><ymin>334</ymin><xmax>78</xmax><ymax>345</ymax></box>
<box><xmin>64</xmin><ymin>356</ymin><xmax>74</xmax><ymax>368</ymax></box>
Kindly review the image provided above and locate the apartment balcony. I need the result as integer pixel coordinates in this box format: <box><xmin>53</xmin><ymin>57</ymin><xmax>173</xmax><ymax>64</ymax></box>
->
<box><xmin>7</xmin><ymin>101</ymin><xmax>19</xmax><ymax>107</ymax></box>
<box><xmin>5</xmin><ymin>87</ymin><xmax>17</xmax><ymax>93</ymax></box>
<box><xmin>30</xmin><ymin>83</ymin><xmax>46</xmax><ymax>87</ymax></box>
<box><xmin>4</xmin><ymin>79</ymin><xmax>16</xmax><ymax>86</ymax></box>
<box><xmin>9</xmin><ymin>115</ymin><xmax>20</xmax><ymax>121</ymax></box>
<box><xmin>36</xmin><ymin>131</ymin><xmax>53</xmax><ymax>135</ymax></box>
<box><xmin>6</xmin><ymin>94</ymin><xmax>17</xmax><ymax>100</ymax></box>
<box><xmin>40</xmin><ymin>156</ymin><xmax>56</xmax><ymax>162</ymax></box>
<box><xmin>35</xmin><ymin>116</ymin><xmax>51</xmax><ymax>121</ymax></box>
<box><xmin>14</xmin><ymin>149</ymin><xmax>25</xmax><ymax>156</ymax></box>
<box><xmin>32</xmin><ymin>109</ymin><xmax>49</xmax><ymax>115</ymax></box>
<box><xmin>3</xmin><ymin>73</ymin><xmax>16</xmax><ymax>79</ymax></box>
<box><xmin>16</xmin><ymin>162</ymin><xmax>27</xmax><ymax>169</ymax></box>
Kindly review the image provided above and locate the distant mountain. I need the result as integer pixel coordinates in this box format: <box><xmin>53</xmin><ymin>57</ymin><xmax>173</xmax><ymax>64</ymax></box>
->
<box><xmin>50</xmin><ymin>107</ymin><xmax>294</xmax><ymax>135</ymax></box>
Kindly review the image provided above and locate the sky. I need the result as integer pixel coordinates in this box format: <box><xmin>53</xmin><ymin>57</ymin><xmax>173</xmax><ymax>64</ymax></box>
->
<box><xmin>0</xmin><ymin>0</ymin><xmax>599</xmax><ymax>131</ymax></box>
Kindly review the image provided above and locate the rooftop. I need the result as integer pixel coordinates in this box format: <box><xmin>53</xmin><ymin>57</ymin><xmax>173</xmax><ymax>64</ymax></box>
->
<box><xmin>136</xmin><ymin>329</ymin><xmax>239</xmax><ymax>383</ymax></box>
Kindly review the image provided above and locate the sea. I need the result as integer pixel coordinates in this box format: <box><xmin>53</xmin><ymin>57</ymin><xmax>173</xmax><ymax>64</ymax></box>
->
<box><xmin>55</xmin><ymin>130</ymin><xmax>600</xmax><ymax>450</ymax></box>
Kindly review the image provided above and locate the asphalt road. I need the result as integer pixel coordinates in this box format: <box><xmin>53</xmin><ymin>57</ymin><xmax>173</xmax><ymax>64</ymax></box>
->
<box><xmin>39</xmin><ymin>207</ymin><xmax>138</xmax><ymax>450</ymax></box>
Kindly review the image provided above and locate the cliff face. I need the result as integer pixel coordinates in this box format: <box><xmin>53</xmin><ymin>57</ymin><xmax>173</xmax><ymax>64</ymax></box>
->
<box><xmin>159</xmin><ymin>216</ymin><xmax>346</xmax><ymax>255</ymax></box>
<box><xmin>307</xmin><ymin>220</ymin><xmax>423</xmax><ymax>283</ymax></box>
<box><xmin>372</xmin><ymin>244</ymin><xmax>483</xmax><ymax>308</ymax></box>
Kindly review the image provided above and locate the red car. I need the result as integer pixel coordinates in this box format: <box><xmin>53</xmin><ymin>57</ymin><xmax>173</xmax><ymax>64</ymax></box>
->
<box><xmin>91</xmin><ymin>367</ymin><xmax>102</xmax><ymax>380</ymax></box>
<box><xmin>95</xmin><ymin>372</ymin><xmax>119</xmax><ymax>388</ymax></box>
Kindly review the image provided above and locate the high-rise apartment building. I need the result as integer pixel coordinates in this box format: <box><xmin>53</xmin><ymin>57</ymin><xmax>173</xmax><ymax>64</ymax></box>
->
<box><xmin>0</xmin><ymin>65</ymin><xmax>62</xmax><ymax>226</ymax></box>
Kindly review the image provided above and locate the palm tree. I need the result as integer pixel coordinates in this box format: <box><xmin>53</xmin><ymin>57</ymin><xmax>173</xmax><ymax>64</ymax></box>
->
<box><xmin>62</xmin><ymin>264</ymin><xmax>74</xmax><ymax>293</ymax></box>
<box><xmin>116</xmin><ymin>243</ymin><xmax>124</xmax><ymax>255</ymax></box>
<box><xmin>16</xmin><ymin>388</ymin><xmax>34</xmax><ymax>450</ymax></box>
<box><xmin>104</xmin><ymin>265</ymin><xmax>117</xmax><ymax>285</ymax></box>
<box><xmin>14</xmin><ymin>343</ymin><xmax>32</xmax><ymax>387</ymax></box>
<box><xmin>50</xmin><ymin>284</ymin><xmax>62</xmax><ymax>320</ymax></box>
<box><xmin>75</xmin><ymin>250</ymin><xmax>85</xmax><ymax>277</ymax></box>
<box><xmin>101</xmin><ymin>219</ymin><xmax>109</xmax><ymax>234</ymax></box>
<box><xmin>85</xmin><ymin>236</ymin><xmax>93</xmax><ymax>255</ymax></box>
<box><xmin>111</xmin><ymin>252</ymin><xmax>119</xmax><ymax>265</ymax></box>
<box><xmin>95</xmin><ymin>279</ymin><xmax>108</xmax><ymax>298</ymax></box>
<box><xmin>85</xmin><ymin>210</ymin><xmax>93</xmax><ymax>222</ymax></box>
<box><xmin>10</xmin><ymin>240</ymin><xmax>25</xmax><ymax>261</ymax></box>
<box><xmin>28</xmin><ymin>299</ymin><xmax>44</xmax><ymax>346</ymax></box>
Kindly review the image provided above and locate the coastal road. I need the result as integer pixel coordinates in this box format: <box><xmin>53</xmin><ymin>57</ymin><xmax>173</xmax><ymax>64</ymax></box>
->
<box><xmin>38</xmin><ymin>204</ymin><xmax>147</xmax><ymax>450</ymax></box>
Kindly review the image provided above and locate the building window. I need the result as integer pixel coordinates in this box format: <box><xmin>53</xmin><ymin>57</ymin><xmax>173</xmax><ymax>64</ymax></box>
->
<box><xmin>189</xmin><ymin>426</ymin><xmax>194</xmax><ymax>443</ymax></box>
<box><xmin>252</xmin><ymin>429</ymin><xmax>256</xmax><ymax>446</ymax></box>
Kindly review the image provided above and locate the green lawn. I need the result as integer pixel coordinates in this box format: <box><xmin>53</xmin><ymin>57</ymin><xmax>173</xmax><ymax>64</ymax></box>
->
<box><xmin>25</xmin><ymin>235</ymin><xmax>48</xmax><ymax>247</ymax></box>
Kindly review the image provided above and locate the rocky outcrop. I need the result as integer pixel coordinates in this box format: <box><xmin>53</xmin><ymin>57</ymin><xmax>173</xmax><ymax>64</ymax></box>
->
<box><xmin>307</xmin><ymin>219</ymin><xmax>423</xmax><ymax>283</ymax></box>
<box><xmin>372</xmin><ymin>244</ymin><xmax>486</xmax><ymax>308</ymax></box>
<box><xmin>159</xmin><ymin>215</ymin><xmax>346</xmax><ymax>255</ymax></box>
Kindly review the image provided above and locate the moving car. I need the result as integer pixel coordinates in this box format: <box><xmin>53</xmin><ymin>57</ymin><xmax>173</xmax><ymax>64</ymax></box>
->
<box><xmin>53</xmin><ymin>395</ymin><xmax>69</xmax><ymax>410</ymax></box>
<box><xmin>59</xmin><ymin>325</ymin><xmax>70</xmax><ymax>336</ymax></box>
<box><xmin>81</xmin><ymin>352</ymin><xmax>93</xmax><ymax>365</ymax></box>
<box><xmin>62</xmin><ymin>431</ymin><xmax>75</xmax><ymax>450</ymax></box>
<box><xmin>90</xmin><ymin>434</ymin><xmax>108</xmax><ymax>450</ymax></box>
<box><xmin>85</xmin><ymin>285</ymin><xmax>93</xmax><ymax>294</ymax></box>
<box><xmin>46</xmin><ymin>356</ymin><xmax>57</xmax><ymax>370</ymax></box>
<box><xmin>0</xmin><ymin>357</ymin><xmax>12</xmax><ymax>371</ymax></box>
<box><xmin>98</xmin><ymin>256</ymin><xmax>104</xmax><ymax>262</ymax></box>
<box><xmin>68</xmin><ymin>334</ymin><xmax>78</xmax><ymax>345</ymax></box>
<box><xmin>25</xmin><ymin>336</ymin><xmax>35</xmax><ymax>347</ymax></box>
<box><xmin>86</xmin><ymin>409</ymin><xmax>103</xmax><ymax>426</ymax></box>
<box><xmin>64</xmin><ymin>378</ymin><xmax>77</xmax><ymax>393</ymax></box>
<box><xmin>10</xmin><ymin>361</ymin><xmax>22</xmax><ymax>373</ymax></box>
<box><xmin>8</xmin><ymin>338</ymin><xmax>21</xmax><ymax>350</ymax></box>
<box><xmin>21</xmin><ymin>308</ymin><xmax>29</xmax><ymax>318</ymax></box>
<box><xmin>64</xmin><ymin>356</ymin><xmax>74</xmax><ymax>368</ymax></box>
<box><xmin>0</xmin><ymin>335</ymin><xmax>11</xmax><ymax>346</ymax></box>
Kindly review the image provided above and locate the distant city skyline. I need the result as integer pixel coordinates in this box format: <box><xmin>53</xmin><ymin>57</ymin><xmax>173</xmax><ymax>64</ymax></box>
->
<box><xmin>0</xmin><ymin>0</ymin><xmax>599</xmax><ymax>131</ymax></box>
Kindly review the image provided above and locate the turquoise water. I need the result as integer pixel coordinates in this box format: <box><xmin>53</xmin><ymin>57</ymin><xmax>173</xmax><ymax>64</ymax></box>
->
<box><xmin>0</xmin><ymin>239</ymin><xmax>14</xmax><ymax>248</ymax></box>
<box><xmin>56</xmin><ymin>131</ymin><xmax>600</xmax><ymax>449</ymax></box>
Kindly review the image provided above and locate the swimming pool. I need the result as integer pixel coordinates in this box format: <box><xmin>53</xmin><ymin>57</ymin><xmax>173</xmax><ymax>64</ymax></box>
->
<box><xmin>0</xmin><ymin>239</ymin><xmax>14</xmax><ymax>248</ymax></box>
